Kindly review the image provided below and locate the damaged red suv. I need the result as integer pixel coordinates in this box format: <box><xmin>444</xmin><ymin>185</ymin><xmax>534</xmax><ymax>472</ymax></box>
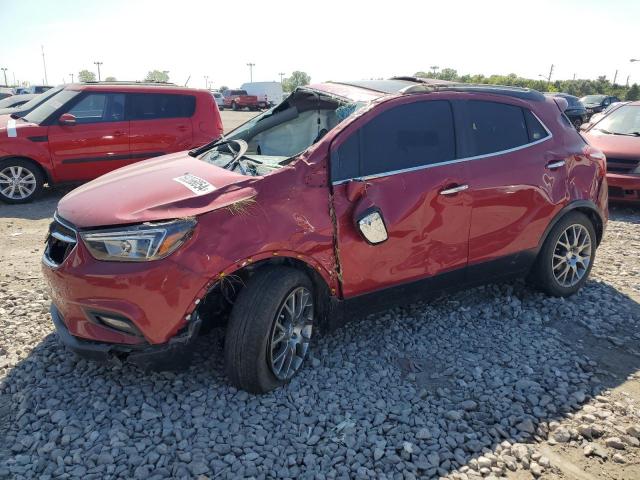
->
<box><xmin>43</xmin><ymin>78</ymin><xmax>608</xmax><ymax>393</ymax></box>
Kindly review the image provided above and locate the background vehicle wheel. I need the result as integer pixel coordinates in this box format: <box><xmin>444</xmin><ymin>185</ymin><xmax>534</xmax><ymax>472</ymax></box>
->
<box><xmin>0</xmin><ymin>158</ymin><xmax>44</xmax><ymax>204</ymax></box>
<box><xmin>232</xmin><ymin>102</ymin><xmax>238</xmax><ymax>111</ymax></box>
<box><xmin>530</xmin><ymin>212</ymin><xmax>596</xmax><ymax>297</ymax></box>
<box><xmin>224</xmin><ymin>266</ymin><xmax>315</xmax><ymax>393</ymax></box>
<box><xmin>573</xmin><ymin>118</ymin><xmax>582</xmax><ymax>130</ymax></box>
<box><xmin>219</xmin><ymin>105</ymin><xmax>224</xmax><ymax>111</ymax></box>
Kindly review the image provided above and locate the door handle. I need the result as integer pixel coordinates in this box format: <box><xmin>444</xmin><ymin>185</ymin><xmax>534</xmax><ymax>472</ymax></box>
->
<box><xmin>439</xmin><ymin>184</ymin><xmax>469</xmax><ymax>196</ymax></box>
<box><xmin>545</xmin><ymin>160</ymin><xmax>566</xmax><ymax>170</ymax></box>
<box><xmin>177</xmin><ymin>125</ymin><xmax>188</xmax><ymax>132</ymax></box>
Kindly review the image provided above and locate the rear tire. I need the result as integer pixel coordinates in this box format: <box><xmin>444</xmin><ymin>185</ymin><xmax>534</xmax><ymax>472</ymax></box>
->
<box><xmin>529</xmin><ymin>212</ymin><xmax>596</xmax><ymax>297</ymax></box>
<box><xmin>572</xmin><ymin>118</ymin><xmax>582</xmax><ymax>130</ymax></box>
<box><xmin>0</xmin><ymin>158</ymin><xmax>44</xmax><ymax>204</ymax></box>
<box><xmin>224</xmin><ymin>267</ymin><xmax>315</xmax><ymax>393</ymax></box>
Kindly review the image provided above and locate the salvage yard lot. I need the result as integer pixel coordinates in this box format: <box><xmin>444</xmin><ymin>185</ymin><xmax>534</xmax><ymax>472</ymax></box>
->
<box><xmin>0</xmin><ymin>111</ymin><xmax>639</xmax><ymax>479</ymax></box>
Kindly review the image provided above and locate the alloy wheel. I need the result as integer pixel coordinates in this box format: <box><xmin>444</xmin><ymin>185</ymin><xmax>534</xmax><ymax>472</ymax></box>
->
<box><xmin>0</xmin><ymin>166</ymin><xmax>37</xmax><ymax>200</ymax></box>
<box><xmin>268</xmin><ymin>287</ymin><xmax>313</xmax><ymax>380</ymax></box>
<box><xmin>551</xmin><ymin>224</ymin><xmax>592</xmax><ymax>287</ymax></box>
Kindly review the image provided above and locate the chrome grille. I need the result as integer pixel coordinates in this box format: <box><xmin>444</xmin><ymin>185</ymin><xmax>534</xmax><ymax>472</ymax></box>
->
<box><xmin>606</xmin><ymin>157</ymin><xmax>639</xmax><ymax>174</ymax></box>
<box><xmin>43</xmin><ymin>215</ymin><xmax>77</xmax><ymax>267</ymax></box>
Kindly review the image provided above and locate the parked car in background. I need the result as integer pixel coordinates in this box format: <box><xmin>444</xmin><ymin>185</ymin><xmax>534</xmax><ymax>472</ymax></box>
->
<box><xmin>581</xmin><ymin>101</ymin><xmax>640</xmax><ymax>203</ymax></box>
<box><xmin>0</xmin><ymin>93</ymin><xmax>36</xmax><ymax>110</ymax></box>
<box><xmin>241</xmin><ymin>81</ymin><xmax>284</xmax><ymax>107</ymax></box>
<box><xmin>0</xmin><ymin>86</ymin><xmax>64</xmax><ymax>118</ymax></box>
<box><xmin>0</xmin><ymin>87</ymin><xmax>13</xmax><ymax>100</ymax></box>
<box><xmin>43</xmin><ymin>78</ymin><xmax>607</xmax><ymax>393</ymax></box>
<box><xmin>580</xmin><ymin>94</ymin><xmax>621</xmax><ymax>118</ymax></box>
<box><xmin>210</xmin><ymin>91</ymin><xmax>224</xmax><ymax>109</ymax></box>
<box><xmin>222</xmin><ymin>89</ymin><xmax>266</xmax><ymax>111</ymax></box>
<box><xmin>18</xmin><ymin>85</ymin><xmax>53</xmax><ymax>94</ymax></box>
<box><xmin>0</xmin><ymin>83</ymin><xmax>222</xmax><ymax>203</ymax></box>
<box><xmin>544</xmin><ymin>93</ymin><xmax>588</xmax><ymax>129</ymax></box>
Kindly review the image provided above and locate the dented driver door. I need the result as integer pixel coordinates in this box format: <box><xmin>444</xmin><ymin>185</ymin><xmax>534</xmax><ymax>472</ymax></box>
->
<box><xmin>330</xmin><ymin>97</ymin><xmax>472</xmax><ymax>298</ymax></box>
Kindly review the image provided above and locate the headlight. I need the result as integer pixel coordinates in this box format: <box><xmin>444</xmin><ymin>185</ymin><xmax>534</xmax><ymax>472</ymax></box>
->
<box><xmin>80</xmin><ymin>218</ymin><xmax>196</xmax><ymax>262</ymax></box>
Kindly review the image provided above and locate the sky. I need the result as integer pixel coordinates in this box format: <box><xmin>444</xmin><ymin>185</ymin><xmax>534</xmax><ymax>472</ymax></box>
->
<box><xmin>0</xmin><ymin>0</ymin><xmax>639</xmax><ymax>89</ymax></box>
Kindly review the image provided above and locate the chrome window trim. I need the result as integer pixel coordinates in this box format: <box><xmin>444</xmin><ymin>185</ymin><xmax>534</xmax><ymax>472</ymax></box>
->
<box><xmin>331</xmin><ymin>110</ymin><xmax>553</xmax><ymax>185</ymax></box>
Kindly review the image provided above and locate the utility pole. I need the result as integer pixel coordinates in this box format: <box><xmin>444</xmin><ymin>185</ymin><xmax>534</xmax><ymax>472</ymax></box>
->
<box><xmin>613</xmin><ymin>69</ymin><xmax>618</xmax><ymax>86</ymax></box>
<box><xmin>546</xmin><ymin>64</ymin><xmax>554</xmax><ymax>88</ymax></box>
<box><xmin>41</xmin><ymin>45</ymin><xmax>48</xmax><ymax>84</ymax></box>
<box><xmin>246</xmin><ymin>63</ymin><xmax>255</xmax><ymax>82</ymax></box>
<box><xmin>70</xmin><ymin>73</ymin><xmax>74</xmax><ymax>83</ymax></box>
<box><xmin>204</xmin><ymin>75</ymin><xmax>209</xmax><ymax>89</ymax></box>
<box><xmin>626</xmin><ymin>75</ymin><xmax>630</xmax><ymax>88</ymax></box>
<box><xmin>0</xmin><ymin>68</ymin><xmax>7</xmax><ymax>87</ymax></box>
<box><xmin>430</xmin><ymin>65</ymin><xmax>439</xmax><ymax>76</ymax></box>
<box><xmin>572</xmin><ymin>73</ymin><xmax>576</xmax><ymax>81</ymax></box>
<box><xmin>12</xmin><ymin>72</ymin><xmax>16</xmax><ymax>86</ymax></box>
<box><xmin>278</xmin><ymin>72</ymin><xmax>285</xmax><ymax>83</ymax></box>
<box><xmin>94</xmin><ymin>61</ymin><xmax>103</xmax><ymax>81</ymax></box>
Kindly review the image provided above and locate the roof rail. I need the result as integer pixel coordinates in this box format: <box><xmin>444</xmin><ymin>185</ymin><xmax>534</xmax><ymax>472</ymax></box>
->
<box><xmin>80</xmin><ymin>81</ymin><xmax>178</xmax><ymax>86</ymax></box>
<box><xmin>399</xmin><ymin>82</ymin><xmax>546</xmax><ymax>101</ymax></box>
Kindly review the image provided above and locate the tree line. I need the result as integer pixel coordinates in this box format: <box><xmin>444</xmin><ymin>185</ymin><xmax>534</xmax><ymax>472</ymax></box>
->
<box><xmin>414</xmin><ymin>68</ymin><xmax>640</xmax><ymax>101</ymax></box>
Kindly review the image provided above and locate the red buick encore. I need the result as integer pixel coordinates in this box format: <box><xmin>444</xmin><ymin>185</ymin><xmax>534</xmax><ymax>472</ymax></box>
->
<box><xmin>43</xmin><ymin>78</ymin><xmax>608</xmax><ymax>393</ymax></box>
<box><xmin>0</xmin><ymin>83</ymin><xmax>223</xmax><ymax>203</ymax></box>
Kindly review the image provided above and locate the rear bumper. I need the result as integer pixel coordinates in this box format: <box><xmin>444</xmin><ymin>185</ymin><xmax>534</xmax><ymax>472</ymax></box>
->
<box><xmin>607</xmin><ymin>173</ymin><xmax>640</xmax><ymax>202</ymax></box>
<box><xmin>50</xmin><ymin>305</ymin><xmax>202</xmax><ymax>369</ymax></box>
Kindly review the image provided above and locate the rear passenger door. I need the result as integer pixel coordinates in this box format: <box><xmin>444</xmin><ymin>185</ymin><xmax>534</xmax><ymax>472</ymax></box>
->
<box><xmin>331</xmin><ymin>97</ymin><xmax>472</xmax><ymax>297</ymax></box>
<box><xmin>453</xmin><ymin>99</ymin><xmax>567</xmax><ymax>274</ymax></box>
<box><xmin>127</xmin><ymin>93</ymin><xmax>195</xmax><ymax>161</ymax></box>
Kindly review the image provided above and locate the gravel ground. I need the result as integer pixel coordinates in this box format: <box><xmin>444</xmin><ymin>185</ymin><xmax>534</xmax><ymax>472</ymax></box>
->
<box><xmin>1</xmin><ymin>186</ymin><xmax>639</xmax><ymax>478</ymax></box>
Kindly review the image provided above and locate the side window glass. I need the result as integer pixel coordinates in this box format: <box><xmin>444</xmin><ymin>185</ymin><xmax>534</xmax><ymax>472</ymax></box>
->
<box><xmin>129</xmin><ymin>94</ymin><xmax>195</xmax><ymax>120</ymax></box>
<box><xmin>464</xmin><ymin>101</ymin><xmax>529</xmax><ymax>156</ymax></box>
<box><xmin>332</xmin><ymin>100</ymin><xmax>456</xmax><ymax>181</ymax></box>
<box><xmin>523</xmin><ymin>110</ymin><xmax>549</xmax><ymax>142</ymax></box>
<box><xmin>67</xmin><ymin>93</ymin><xmax>125</xmax><ymax>124</ymax></box>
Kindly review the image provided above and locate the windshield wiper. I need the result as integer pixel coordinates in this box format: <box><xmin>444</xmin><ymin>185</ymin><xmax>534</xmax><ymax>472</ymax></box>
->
<box><xmin>222</xmin><ymin>140</ymin><xmax>249</xmax><ymax>173</ymax></box>
<box><xmin>594</xmin><ymin>128</ymin><xmax>612</xmax><ymax>134</ymax></box>
<box><xmin>188</xmin><ymin>135</ymin><xmax>227</xmax><ymax>157</ymax></box>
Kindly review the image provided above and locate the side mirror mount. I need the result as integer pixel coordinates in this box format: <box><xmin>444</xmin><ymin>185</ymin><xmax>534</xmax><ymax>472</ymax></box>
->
<box><xmin>356</xmin><ymin>207</ymin><xmax>388</xmax><ymax>245</ymax></box>
<box><xmin>58</xmin><ymin>113</ymin><xmax>76</xmax><ymax>126</ymax></box>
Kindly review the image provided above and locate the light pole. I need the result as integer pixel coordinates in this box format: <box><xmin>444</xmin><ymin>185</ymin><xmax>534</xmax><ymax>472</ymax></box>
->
<box><xmin>613</xmin><ymin>69</ymin><xmax>618</xmax><ymax>85</ymax></box>
<box><xmin>247</xmin><ymin>62</ymin><xmax>255</xmax><ymax>82</ymax></box>
<box><xmin>0</xmin><ymin>68</ymin><xmax>7</xmax><ymax>87</ymax></box>
<box><xmin>41</xmin><ymin>45</ymin><xmax>48</xmax><ymax>84</ymax></box>
<box><xmin>94</xmin><ymin>61</ymin><xmax>103</xmax><ymax>81</ymax></box>
<box><xmin>70</xmin><ymin>73</ymin><xmax>74</xmax><ymax>83</ymax></box>
<box><xmin>430</xmin><ymin>65</ymin><xmax>439</xmax><ymax>76</ymax></box>
<box><xmin>278</xmin><ymin>72</ymin><xmax>285</xmax><ymax>83</ymax></box>
<box><xmin>204</xmin><ymin>75</ymin><xmax>209</xmax><ymax>89</ymax></box>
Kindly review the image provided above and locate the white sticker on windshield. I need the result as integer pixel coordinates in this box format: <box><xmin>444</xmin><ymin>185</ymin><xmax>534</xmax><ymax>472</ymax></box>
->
<box><xmin>173</xmin><ymin>174</ymin><xmax>216</xmax><ymax>195</ymax></box>
<box><xmin>7</xmin><ymin>119</ymin><xmax>17</xmax><ymax>138</ymax></box>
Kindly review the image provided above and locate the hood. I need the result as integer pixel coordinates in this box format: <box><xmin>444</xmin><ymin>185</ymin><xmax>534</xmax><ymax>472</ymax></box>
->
<box><xmin>0</xmin><ymin>114</ymin><xmax>38</xmax><ymax>139</ymax></box>
<box><xmin>57</xmin><ymin>151</ymin><xmax>259</xmax><ymax>228</ymax></box>
<box><xmin>584</xmin><ymin>131</ymin><xmax>640</xmax><ymax>158</ymax></box>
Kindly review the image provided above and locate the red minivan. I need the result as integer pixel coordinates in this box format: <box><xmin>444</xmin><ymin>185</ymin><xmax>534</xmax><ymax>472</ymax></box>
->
<box><xmin>0</xmin><ymin>83</ymin><xmax>223</xmax><ymax>203</ymax></box>
<box><xmin>42</xmin><ymin>78</ymin><xmax>608</xmax><ymax>393</ymax></box>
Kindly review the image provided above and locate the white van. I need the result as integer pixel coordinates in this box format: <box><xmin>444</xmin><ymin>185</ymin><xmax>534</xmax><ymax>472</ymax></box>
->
<box><xmin>240</xmin><ymin>82</ymin><xmax>283</xmax><ymax>107</ymax></box>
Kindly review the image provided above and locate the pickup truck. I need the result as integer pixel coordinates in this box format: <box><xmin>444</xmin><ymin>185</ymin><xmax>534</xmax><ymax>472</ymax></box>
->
<box><xmin>222</xmin><ymin>89</ymin><xmax>267</xmax><ymax>111</ymax></box>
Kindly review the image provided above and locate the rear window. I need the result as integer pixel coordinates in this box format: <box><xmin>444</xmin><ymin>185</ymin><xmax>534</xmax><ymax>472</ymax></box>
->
<box><xmin>128</xmin><ymin>93</ymin><xmax>196</xmax><ymax>120</ymax></box>
<box><xmin>230</xmin><ymin>90</ymin><xmax>248</xmax><ymax>96</ymax></box>
<box><xmin>463</xmin><ymin>101</ymin><xmax>529</xmax><ymax>156</ymax></box>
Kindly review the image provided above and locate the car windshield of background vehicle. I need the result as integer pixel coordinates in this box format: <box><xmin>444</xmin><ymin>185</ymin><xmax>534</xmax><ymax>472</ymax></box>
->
<box><xmin>23</xmin><ymin>90</ymin><xmax>79</xmax><ymax>124</ymax></box>
<box><xmin>595</xmin><ymin>105</ymin><xmax>640</xmax><ymax>136</ymax></box>
<box><xmin>13</xmin><ymin>86</ymin><xmax>63</xmax><ymax>114</ymax></box>
<box><xmin>581</xmin><ymin>95</ymin><xmax>605</xmax><ymax>104</ymax></box>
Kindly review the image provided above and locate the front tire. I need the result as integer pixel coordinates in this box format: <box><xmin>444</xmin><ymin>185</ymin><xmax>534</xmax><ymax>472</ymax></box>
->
<box><xmin>0</xmin><ymin>158</ymin><xmax>44</xmax><ymax>204</ymax></box>
<box><xmin>530</xmin><ymin>212</ymin><xmax>596</xmax><ymax>297</ymax></box>
<box><xmin>224</xmin><ymin>267</ymin><xmax>315</xmax><ymax>393</ymax></box>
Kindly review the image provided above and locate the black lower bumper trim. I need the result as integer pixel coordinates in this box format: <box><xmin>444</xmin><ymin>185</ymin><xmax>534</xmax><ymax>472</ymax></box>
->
<box><xmin>50</xmin><ymin>305</ymin><xmax>202</xmax><ymax>370</ymax></box>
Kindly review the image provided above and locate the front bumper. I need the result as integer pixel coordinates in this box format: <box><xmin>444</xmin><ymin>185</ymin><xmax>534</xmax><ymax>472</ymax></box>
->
<box><xmin>51</xmin><ymin>305</ymin><xmax>202</xmax><ymax>369</ymax></box>
<box><xmin>607</xmin><ymin>173</ymin><xmax>640</xmax><ymax>202</ymax></box>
